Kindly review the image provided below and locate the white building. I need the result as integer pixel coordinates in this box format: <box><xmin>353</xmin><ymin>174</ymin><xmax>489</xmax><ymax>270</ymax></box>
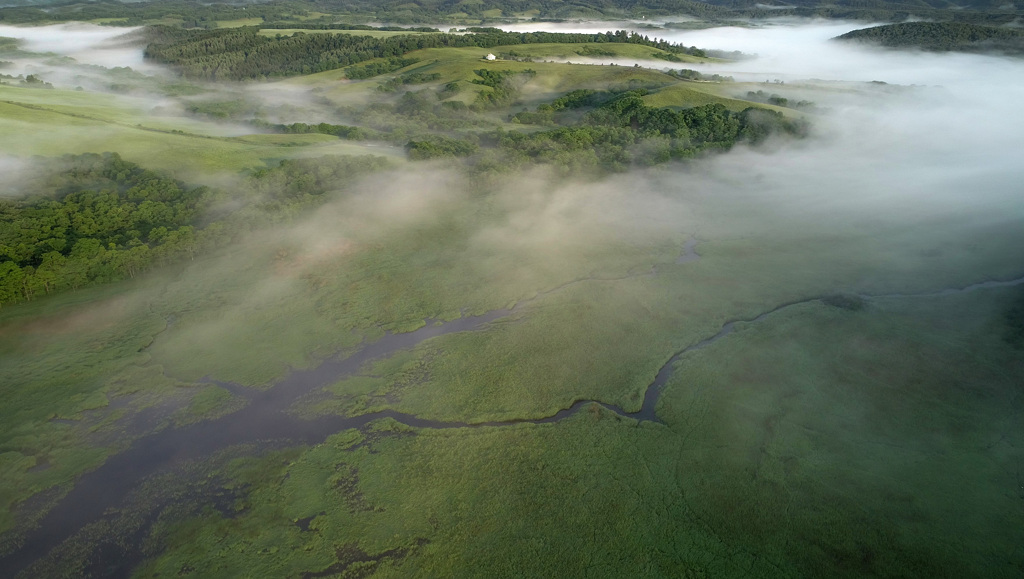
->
<box><xmin>485</xmin><ymin>53</ymin><xmax>496</xmax><ymax>61</ymax></box>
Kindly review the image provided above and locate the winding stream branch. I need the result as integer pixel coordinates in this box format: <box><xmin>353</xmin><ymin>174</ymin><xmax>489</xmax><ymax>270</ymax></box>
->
<box><xmin>3</xmin><ymin>235</ymin><xmax>1023</xmax><ymax>576</ymax></box>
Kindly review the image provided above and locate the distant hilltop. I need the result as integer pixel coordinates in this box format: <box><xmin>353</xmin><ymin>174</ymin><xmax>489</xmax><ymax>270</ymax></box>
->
<box><xmin>834</xmin><ymin>22</ymin><xmax>1024</xmax><ymax>55</ymax></box>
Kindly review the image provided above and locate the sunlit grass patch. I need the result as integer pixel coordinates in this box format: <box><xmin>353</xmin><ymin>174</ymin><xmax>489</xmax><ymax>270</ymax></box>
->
<box><xmin>215</xmin><ymin>18</ymin><xmax>264</xmax><ymax>28</ymax></box>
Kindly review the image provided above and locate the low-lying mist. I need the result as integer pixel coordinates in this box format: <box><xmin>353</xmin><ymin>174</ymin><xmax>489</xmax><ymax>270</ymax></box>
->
<box><xmin>2</xmin><ymin>18</ymin><xmax>1021</xmax><ymax>360</ymax></box>
<box><xmin>156</xmin><ymin>19</ymin><xmax>1024</xmax><ymax>333</ymax></box>
<box><xmin>487</xmin><ymin>19</ymin><xmax>1024</xmax><ymax>295</ymax></box>
<box><xmin>4</xmin><ymin>17</ymin><xmax>1024</xmax><ymax>578</ymax></box>
<box><xmin>0</xmin><ymin>24</ymin><xmax>353</xmax><ymax>131</ymax></box>
<box><xmin>0</xmin><ymin>23</ymin><xmax>154</xmax><ymax>70</ymax></box>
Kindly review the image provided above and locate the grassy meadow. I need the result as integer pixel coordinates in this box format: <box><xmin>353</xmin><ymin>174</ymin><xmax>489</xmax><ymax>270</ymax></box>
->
<box><xmin>280</xmin><ymin>42</ymin><xmax>758</xmax><ymax>115</ymax></box>
<box><xmin>1</xmin><ymin>24</ymin><xmax>1023</xmax><ymax>578</ymax></box>
<box><xmin>102</xmin><ymin>291</ymin><xmax>1024</xmax><ymax>578</ymax></box>
<box><xmin>0</xmin><ymin>86</ymin><xmax>400</xmax><ymax>179</ymax></box>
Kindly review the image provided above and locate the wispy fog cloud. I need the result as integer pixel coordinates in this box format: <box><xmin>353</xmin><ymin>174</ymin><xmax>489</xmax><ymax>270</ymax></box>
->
<box><xmin>0</xmin><ymin>23</ymin><xmax>153</xmax><ymax>70</ymax></box>
<box><xmin>492</xmin><ymin>19</ymin><xmax>1024</xmax><ymax>291</ymax></box>
<box><xmin>8</xmin><ymin>19</ymin><xmax>1023</xmax><ymax>318</ymax></box>
<box><xmin>0</xmin><ymin>155</ymin><xmax>31</xmax><ymax>195</ymax></box>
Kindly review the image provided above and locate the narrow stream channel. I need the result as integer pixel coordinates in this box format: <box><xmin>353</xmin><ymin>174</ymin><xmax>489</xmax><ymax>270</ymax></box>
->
<box><xmin>3</xmin><ymin>237</ymin><xmax>1023</xmax><ymax>576</ymax></box>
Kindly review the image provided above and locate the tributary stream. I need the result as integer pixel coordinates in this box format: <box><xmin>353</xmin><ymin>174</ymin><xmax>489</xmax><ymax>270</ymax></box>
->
<box><xmin>3</xmin><ymin>239</ymin><xmax>1023</xmax><ymax>576</ymax></box>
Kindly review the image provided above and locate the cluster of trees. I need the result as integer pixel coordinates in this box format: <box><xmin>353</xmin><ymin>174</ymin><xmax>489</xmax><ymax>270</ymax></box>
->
<box><xmin>745</xmin><ymin>90</ymin><xmax>815</xmax><ymax>110</ymax></box>
<box><xmin>471</xmin><ymin>68</ymin><xmax>536</xmax><ymax>108</ymax></box>
<box><xmin>378</xmin><ymin>71</ymin><xmax>442</xmax><ymax>92</ymax></box>
<box><xmin>249</xmin><ymin>120</ymin><xmax>372</xmax><ymax>139</ymax></box>
<box><xmin>387</xmin><ymin>86</ymin><xmax>806</xmax><ymax>171</ymax></box>
<box><xmin>0</xmin><ymin>73</ymin><xmax>54</xmax><ymax>88</ymax></box>
<box><xmin>668</xmin><ymin>69</ymin><xmax>733</xmax><ymax>82</ymax></box>
<box><xmin>511</xmin><ymin>88</ymin><xmax>605</xmax><ymax>125</ymax></box>
<box><xmin>0</xmin><ymin>152</ymin><xmax>396</xmax><ymax>306</ymax></box>
<box><xmin>406</xmin><ymin>135</ymin><xmax>480</xmax><ymax>160</ymax></box>
<box><xmin>496</xmin><ymin>89</ymin><xmax>807</xmax><ymax>171</ymax></box>
<box><xmin>246</xmin><ymin>154</ymin><xmax>392</xmax><ymax>212</ymax></box>
<box><xmin>0</xmin><ymin>153</ymin><xmax>216</xmax><ymax>305</ymax></box>
<box><xmin>184</xmin><ymin>99</ymin><xmax>253</xmax><ymax>119</ymax></box>
<box><xmin>357</xmin><ymin>80</ymin><xmax>807</xmax><ymax>171</ymax></box>
<box><xmin>650</xmin><ymin>50</ymin><xmax>705</xmax><ymax>61</ymax></box>
<box><xmin>341</xmin><ymin>100</ymin><xmax>490</xmax><ymax>153</ymax></box>
<box><xmin>834</xmin><ymin>22</ymin><xmax>1024</xmax><ymax>54</ymax></box>
<box><xmin>348</xmin><ymin>89</ymin><xmax>493</xmax><ymax>142</ymax></box>
<box><xmin>143</xmin><ymin>26</ymin><xmax>719</xmax><ymax>81</ymax></box>
<box><xmin>574</xmin><ymin>45</ymin><xmax>618</xmax><ymax>57</ymax></box>
<box><xmin>496</xmin><ymin>124</ymin><xmax>642</xmax><ymax>171</ymax></box>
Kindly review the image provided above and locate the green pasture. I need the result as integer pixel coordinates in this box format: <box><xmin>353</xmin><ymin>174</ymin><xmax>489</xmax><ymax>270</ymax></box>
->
<box><xmin>641</xmin><ymin>83</ymin><xmax>752</xmax><ymax>111</ymax></box>
<box><xmin>500</xmin><ymin>41</ymin><xmax>717</xmax><ymax>65</ymax></box>
<box><xmin>0</xmin><ymin>88</ymin><xmax>400</xmax><ymax>179</ymax></box>
<box><xmin>0</xmin><ymin>85</ymin><xmax>228</xmax><ymax>136</ymax></box>
<box><xmin>285</xmin><ymin>43</ymin><xmax>760</xmax><ymax>112</ymax></box>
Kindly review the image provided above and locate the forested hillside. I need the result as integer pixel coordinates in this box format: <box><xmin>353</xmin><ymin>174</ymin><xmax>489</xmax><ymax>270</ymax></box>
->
<box><xmin>144</xmin><ymin>26</ymin><xmax>711</xmax><ymax>80</ymax></box>
<box><xmin>1</xmin><ymin>0</ymin><xmax>1021</xmax><ymax>27</ymax></box>
<box><xmin>834</xmin><ymin>21</ymin><xmax>1024</xmax><ymax>53</ymax></box>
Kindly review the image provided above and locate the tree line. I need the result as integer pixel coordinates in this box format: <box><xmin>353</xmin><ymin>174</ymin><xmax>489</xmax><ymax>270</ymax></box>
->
<box><xmin>143</xmin><ymin>26</ymin><xmax>718</xmax><ymax>81</ymax></box>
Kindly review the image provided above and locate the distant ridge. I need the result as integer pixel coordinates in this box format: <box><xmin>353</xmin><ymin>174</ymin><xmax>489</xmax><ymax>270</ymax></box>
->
<box><xmin>834</xmin><ymin>21</ymin><xmax>1024</xmax><ymax>54</ymax></box>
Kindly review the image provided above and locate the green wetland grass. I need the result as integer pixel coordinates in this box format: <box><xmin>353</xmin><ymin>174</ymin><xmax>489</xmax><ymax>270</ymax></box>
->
<box><xmin>1</xmin><ymin>25</ymin><xmax>1023</xmax><ymax>577</ymax></box>
<box><xmin>3</xmin><ymin>149</ymin><xmax>1023</xmax><ymax>573</ymax></box>
<box><xmin>129</xmin><ymin>291</ymin><xmax>1024</xmax><ymax>578</ymax></box>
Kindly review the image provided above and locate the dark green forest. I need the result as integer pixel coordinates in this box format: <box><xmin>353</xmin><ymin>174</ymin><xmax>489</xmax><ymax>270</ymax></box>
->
<box><xmin>835</xmin><ymin>21</ymin><xmax>1024</xmax><ymax>53</ymax></box>
<box><xmin>0</xmin><ymin>154</ymin><xmax>391</xmax><ymax>307</ymax></box>
<box><xmin>0</xmin><ymin>154</ymin><xmax>214</xmax><ymax>304</ymax></box>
